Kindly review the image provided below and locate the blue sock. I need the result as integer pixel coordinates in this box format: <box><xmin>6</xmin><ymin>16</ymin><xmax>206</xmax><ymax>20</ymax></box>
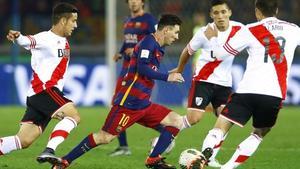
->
<box><xmin>118</xmin><ymin>131</ymin><xmax>128</xmax><ymax>147</ymax></box>
<box><xmin>150</xmin><ymin>128</ymin><xmax>175</xmax><ymax>157</ymax></box>
<box><xmin>154</xmin><ymin>124</ymin><xmax>165</xmax><ymax>133</ymax></box>
<box><xmin>63</xmin><ymin>134</ymin><xmax>97</xmax><ymax>163</ymax></box>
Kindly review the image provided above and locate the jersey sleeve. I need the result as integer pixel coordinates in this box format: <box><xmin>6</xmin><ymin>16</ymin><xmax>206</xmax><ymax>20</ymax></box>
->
<box><xmin>136</xmin><ymin>39</ymin><xmax>168</xmax><ymax>81</ymax></box>
<box><xmin>187</xmin><ymin>27</ymin><xmax>207</xmax><ymax>55</ymax></box>
<box><xmin>16</xmin><ymin>34</ymin><xmax>40</xmax><ymax>50</ymax></box>
<box><xmin>211</xmin><ymin>26</ymin><xmax>251</xmax><ymax>60</ymax></box>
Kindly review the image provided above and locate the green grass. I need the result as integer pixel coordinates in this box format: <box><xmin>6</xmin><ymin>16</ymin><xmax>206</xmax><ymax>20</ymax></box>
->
<box><xmin>0</xmin><ymin>106</ymin><xmax>299</xmax><ymax>169</ymax></box>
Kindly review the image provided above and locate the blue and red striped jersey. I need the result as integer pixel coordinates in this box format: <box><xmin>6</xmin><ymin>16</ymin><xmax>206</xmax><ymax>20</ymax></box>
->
<box><xmin>118</xmin><ymin>13</ymin><xmax>157</xmax><ymax>78</ymax></box>
<box><xmin>114</xmin><ymin>35</ymin><xmax>168</xmax><ymax>110</ymax></box>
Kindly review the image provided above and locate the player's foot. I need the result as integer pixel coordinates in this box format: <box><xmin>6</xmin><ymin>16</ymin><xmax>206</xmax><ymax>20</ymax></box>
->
<box><xmin>188</xmin><ymin>148</ymin><xmax>213</xmax><ymax>169</ymax></box>
<box><xmin>208</xmin><ymin>158</ymin><xmax>222</xmax><ymax>168</ymax></box>
<box><xmin>108</xmin><ymin>146</ymin><xmax>132</xmax><ymax>157</ymax></box>
<box><xmin>145</xmin><ymin>155</ymin><xmax>176</xmax><ymax>169</ymax></box>
<box><xmin>37</xmin><ymin>148</ymin><xmax>61</xmax><ymax>164</ymax></box>
<box><xmin>51</xmin><ymin>159</ymin><xmax>70</xmax><ymax>169</ymax></box>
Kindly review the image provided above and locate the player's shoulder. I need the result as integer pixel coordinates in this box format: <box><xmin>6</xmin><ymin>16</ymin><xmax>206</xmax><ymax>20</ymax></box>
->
<box><xmin>32</xmin><ymin>31</ymin><xmax>50</xmax><ymax>39</ymax></box>
<box><xmin>139</xmin><ymin>35</ymin><xmax>156</xmax><ymax>47</ymax></box>
<box><xmin>143</xmin><ymin>13</ymin><xmax>157</xmax><ymax>21</ymax></box>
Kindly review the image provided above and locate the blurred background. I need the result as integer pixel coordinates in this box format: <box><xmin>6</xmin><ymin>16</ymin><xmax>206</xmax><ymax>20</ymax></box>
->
<box><xmin>0</xmin><ymin>0</ymin><xmax>300</xmax><ymax>107</ymax></box>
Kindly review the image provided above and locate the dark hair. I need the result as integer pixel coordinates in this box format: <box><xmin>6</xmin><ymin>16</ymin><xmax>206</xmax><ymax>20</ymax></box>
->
<box><xmin>52</xmin><ymin>3</ymin><xmax>78</xmax><ymax>25</ymax></box>
<box><xmin>255</xmin><ymin>0</ymin><xmax>278</xmax><ymax>16</ymax></box>
<box><xmin>210</xmin><ymin>0</ymin><xmax>231</xmax><ymax>9</ymax></box>
<box><xmin>157</xmin><ymin>14</ymin><xmax>182</xmax><ymax>30</ymax></box>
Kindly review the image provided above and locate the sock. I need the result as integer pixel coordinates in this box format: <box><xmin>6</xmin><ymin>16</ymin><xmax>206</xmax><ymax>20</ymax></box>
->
<box><xmin>0</xmin><ymin>136</ymin><xmax>22</xmax><ymax>155</ymax></box>
<box><xmin>201</xmin><ymin>128</ymin><xmax>224</xmax><ymax>160</ymax></box>
<box><xmin>223</xmin><ymin>133</ymin><xmax>262</xmax><ymax>168</ymax></box>
<box><xmin>210</xmin><ymin>133</ymin><xmax>228</xmax><ymax>160</ymax></box>
<box><xmin>63</xmin><ymin>133</ymin><xmax>97</xmax><ymax>163</ymax></box>
<box><xmin>46</xmin><ymin>117</ymin><xmax>77</xmax><ymax>151</ymax></box>
<box><xmin>154</xmin><ymin>124</ymin><xmax>165</xmax><ymax>133</ymax></box>
<box><xmin>181</xmin><ymin>115</ymin><xmax>191</xmax><ymax>130</ymax></box>
<box><xmin>149</xmin><ymin>126</ymin><xmax>179</xmax><ymax>157</ymax></box>
<box><xmin>118</xmin><ymin>131</ymin><xmax>128</xmax><ymax>147</ymax></box>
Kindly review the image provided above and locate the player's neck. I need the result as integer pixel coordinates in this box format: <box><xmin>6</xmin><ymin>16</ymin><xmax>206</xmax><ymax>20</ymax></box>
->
<box><xmin>51</xmin><ymin>25</ymin><xmax>64</xmax><ymax>37</ymax></box>
<box><xmin>153</xmin><ymin>32</ymin><xmax>164</xmax><ymax>47</ymax></box>
<box><xmin>131</xmin><ymin>9</ymin><xmax>144</xmax><ymax>17</ymax></box>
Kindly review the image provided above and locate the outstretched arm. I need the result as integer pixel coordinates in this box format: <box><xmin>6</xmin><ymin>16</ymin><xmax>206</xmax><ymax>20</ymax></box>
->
<box><xmin>7</xmin><ymin>30</ymin><xmax>37</xmax><ymax>50</ymax></box>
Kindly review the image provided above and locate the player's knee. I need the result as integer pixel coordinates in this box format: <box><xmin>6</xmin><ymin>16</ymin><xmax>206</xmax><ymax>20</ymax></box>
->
<box><xmin>187</xmin><ymin>110</ymin><xmax>204</xmax><ymax>125</ymax></box>
<box><xmin>19</xmin><ymin>137</ymin><xmax>34</xmax><ymax>149</ymax></box>
<box><xmin>253</xmin><ymin>127</ymin><xmax>271</xmax><ymax>138</ymax></box>
<box><xmin>94</xmin><ymin>131</ymin><xmax>115</xmax><ymax>144</ymax></box>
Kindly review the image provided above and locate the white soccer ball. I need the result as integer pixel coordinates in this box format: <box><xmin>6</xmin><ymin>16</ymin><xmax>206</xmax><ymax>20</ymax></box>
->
<box><xmin>150</xmin><ymin>137</ymin><xmax>176</xmax><ymax>154</ymax></box>
<box><xmin>178</xmin><ymin>148</ymin><xmax>202</xmax><ymax>169</ymax></box>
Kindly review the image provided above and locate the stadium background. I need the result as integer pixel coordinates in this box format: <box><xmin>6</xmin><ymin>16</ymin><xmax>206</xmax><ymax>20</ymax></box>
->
<box><xmin>0</xmin><ymin>0</ymin><xmax>300</xmax><ymax>106</ymax></box>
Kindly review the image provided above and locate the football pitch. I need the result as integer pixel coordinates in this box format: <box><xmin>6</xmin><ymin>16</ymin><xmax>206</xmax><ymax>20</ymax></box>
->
<box><xmin>0</xmin><ymin>106</ymin><xmax>299</xmax><ymax>169</ymax></box>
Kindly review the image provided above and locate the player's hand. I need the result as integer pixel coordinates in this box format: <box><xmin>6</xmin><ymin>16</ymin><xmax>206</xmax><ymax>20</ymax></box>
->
<box><xmin>167</xmin><ymin>72</ymin><xmax>185</xmax><ymax>83</ymax></box>
<box><xmin>204</xmin><ymin>24</ymin><xmax>218</xmax><ymax>40</ymax></box>
<box><xmin>113</xmin><ymin>53</ymin><xmax>122</xmax><ymax>62</ymax></box>
<box><xmin>168</xmin><ymin>67</ymin><xmax>180</xmax><ymax>73</ymax></box>
<box><xmin>7</xmin><ymin>30</ymin><xmax>21</xmax><ymax>42</ymax></box>
<box><xmin>124</xmin><ymin>48</ymin><xmax>134</xmax><ymax>56</ymax></box>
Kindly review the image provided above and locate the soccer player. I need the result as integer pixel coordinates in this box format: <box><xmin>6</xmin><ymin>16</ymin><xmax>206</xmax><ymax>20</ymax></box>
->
<box><xmin>1</xmin><ymin>2</ymin><xmax>80</xmax><ymax>165</ymax></box>
<box><xmin>196</xmin><ymin>0</ymin><xmax>300</xmax><ymax>168</ymax></box>
<box><xmin>109</xmin><ymin>0</ymin><xmax>158</xmax><ymax>157</ymax></box>
<box><xmin>171</xmin><ymin>0</ymin><xmax>244</xmax><ymax>167</ymax></box>
<box><xmin>50</xmin><ymin>14</ymin><xmax>190</xmax><ymax>169</ymax></box>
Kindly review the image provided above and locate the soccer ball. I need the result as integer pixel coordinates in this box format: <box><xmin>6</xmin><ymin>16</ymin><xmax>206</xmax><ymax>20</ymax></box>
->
<box><xmin>150</xmin><ymin>137</ymin><xmax>176</xmax><ymax>154</ymax></box>
<box><xmin>178</xmin><ymin>148</ymin><xmax>203</xmax><ymax>169</ymax></box>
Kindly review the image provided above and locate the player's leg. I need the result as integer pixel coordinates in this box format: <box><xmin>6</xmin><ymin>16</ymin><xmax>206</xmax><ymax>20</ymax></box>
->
<box><xmin>181</xmin><ymin>81</ymin><xmax>212</xmax><ymax>130</ymax></box>
<box><xmin>0</xmin><ymin>123</ymin><xmax>40</xmax><ymax>156</ymax></box>
<box><xmin>36</xmin><ymin>87</ymin><xmax>80</xmax><ymax>163</ymax></box>
<box><xmin>140</xmin><ymin>104</ymin><xmax>183</xmax><ymax>169</ymax></box>
<box><xmin>207</xmin><ymin>85</ymin><xmax>232</xmax><ymax>167</ymax></box>
<box><xmin>51</xmin><ymin>105</ymin><xmax>137</xmax><ymax>168</ymax></box>
<box><xmin>201</xmin><ymin>94</ymin><xmax>252</xmax><ymax>163</ymax></box>
<box><xmin>221</xmin><ymin>94</ymin><xmax>281</xmax><ymax>169</ymax></box>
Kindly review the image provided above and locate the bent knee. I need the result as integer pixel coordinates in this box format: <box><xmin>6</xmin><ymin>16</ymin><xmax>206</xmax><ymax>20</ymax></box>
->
<box><xmin>93</xmin><ymin>131</ymin><xmax>116</xmax><ymax>144</ymax></box>
<box><xmin>19</xmin><ymin>138</ymin><xmax>34</xmax><ymax>149</ymax></box>
<box><xmin>187</xmin><ymin>110</ymin><xmax>204</xmax><ymax>125</ymax></box>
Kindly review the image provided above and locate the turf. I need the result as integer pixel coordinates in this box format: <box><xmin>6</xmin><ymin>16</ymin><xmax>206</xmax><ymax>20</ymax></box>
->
<box><xmin>0</xmin><ymin>106</ymin><xmax>299</xmax><ymax>169</ymax></box>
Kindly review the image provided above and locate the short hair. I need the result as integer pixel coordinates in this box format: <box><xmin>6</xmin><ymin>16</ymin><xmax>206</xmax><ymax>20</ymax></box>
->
<box><xmin>157</xmin><ymin>14</ymin><xmax>182</xmax><ymax>30</ymax></box>
<box><xmin>255</xmin><ymin>0</ymin><xmax>278</xmax><ymax>16</ymax></box>
<box><xmin>210</xmin><ymin>0</ymin><xmax>231</xmax><ymax>9</ymax></box>
<box><xmin>52</xmin><ymin>3</ymin><xmax>78</xmax><ymax>25</ymax></box>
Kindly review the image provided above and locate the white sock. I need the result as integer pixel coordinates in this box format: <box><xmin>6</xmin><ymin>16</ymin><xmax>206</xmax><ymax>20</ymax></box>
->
<box><xmin>201</xmin><ymin>128</ymin><xmax>224</xmax><ymax>159</ymax></box>
<box><xmin>210</xmin><ymin>133</ymin><xmax>228</xmax><ymax>160</ymax></box>
<box><xmin>223</xmin><ymin>133</ymin><xmax>262</xmax><ymax>169</ymax></box>
<box><xmin>46</xmin><ymin>117</ymin><xmax>77</xmax><ymax>150</ymax></box>
<box><xmin>0</xmin><ymin>136</ymin><xmax>22</xmax><ymax>155</ymax></box>
<box><xmin>181</xmin><ymin>115</ymin><xmax>191</xmax><ymax>130</ymax></box>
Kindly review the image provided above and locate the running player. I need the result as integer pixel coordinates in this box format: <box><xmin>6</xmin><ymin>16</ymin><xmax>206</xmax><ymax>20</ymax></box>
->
<box><xmin>1</xmin><ymin>2</ymin><xmax>80</xmax><ymax>165</ymax></box>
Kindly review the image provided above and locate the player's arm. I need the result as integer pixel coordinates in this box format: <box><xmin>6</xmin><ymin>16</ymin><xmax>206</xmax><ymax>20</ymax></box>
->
<box><xmin>7</xmin><ymin>30</ymin><xmax>38</xmax><ymax>50</ymax></box>
<box><xmin>137</xmin><ymin>49</ymin><xmax>184</xmax><ymax>83</ymax></box>
<box><xmin>138</xmin><ymin>63</ymin><xmax>184</xmax><ymax>83</ymax></box>
<box><xmin>208</xmin><ymin>25</ymin><xmax>250</xmax><ymax>60</ymax></box>
<box><xmin>174</xmin><ymin>27</ymin><xmax>208</xmax><ymax>73</ymax></box>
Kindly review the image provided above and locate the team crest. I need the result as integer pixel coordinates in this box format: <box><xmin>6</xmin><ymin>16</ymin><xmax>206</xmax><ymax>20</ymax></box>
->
<box><xmin>195</xmin><ymin>97</ymin><xmax>203</xmax><ymax>106</ymax></box>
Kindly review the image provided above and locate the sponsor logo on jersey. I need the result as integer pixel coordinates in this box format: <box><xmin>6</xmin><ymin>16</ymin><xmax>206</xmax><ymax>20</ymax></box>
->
<box><xmin>58</xmin><ymin>49</ymin><xmax>70</xmax><ymax>58</ymax></box>
<box><xmin>195</xmin><ymin>97</ymin><xmax>203</xmax><ymax>106</ymax></box>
